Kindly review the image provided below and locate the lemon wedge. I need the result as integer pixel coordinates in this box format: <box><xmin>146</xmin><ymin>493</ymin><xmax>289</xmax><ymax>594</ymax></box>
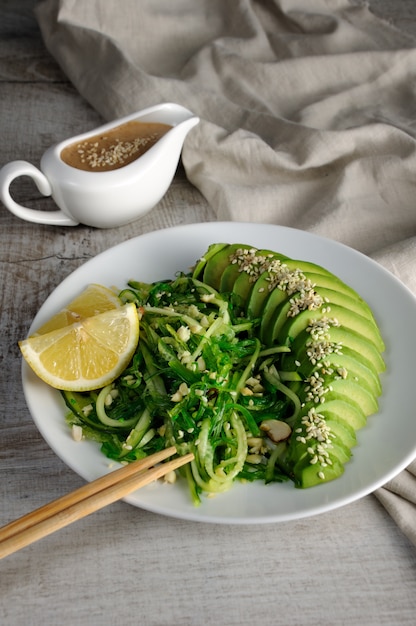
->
<box><xmin>32</xmin><ymin>283</ymin><xmax>122</xmax><ymax>336</ymax></box>
<box><xmin>20</xmin><ymin>302</ymin><xmax>139</xmax><ymax>391</ymax></box>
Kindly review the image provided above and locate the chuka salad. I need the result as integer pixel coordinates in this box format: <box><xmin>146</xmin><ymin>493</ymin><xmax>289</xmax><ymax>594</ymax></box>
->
<box><xmin>63</xmin><ymin>243</ymin><xmax>385</xmax><ymax>505</ymax></box>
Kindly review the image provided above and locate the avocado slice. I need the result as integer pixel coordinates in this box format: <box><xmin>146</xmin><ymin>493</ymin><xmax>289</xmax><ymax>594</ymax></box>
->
<box><xmin>204</xmin><ymin>244</ymin><xmax>289</xmax><ymax>293</ymax></box>
<box><xmin>232</xmin><ymin>271</ymin><xmax>255</xmax><ymax>310</ymax></box>
<box><xmin>323</xmin><ymin>416</ymin><xmax>358</xmax><ymax>449</ymax></box>
<box><xmin>330</xmin><ymin>328</ymin><xmax>385</xmax><ymax>373</ymax></box>
<box><xmin>287</xmin><ymin>350</ymin><xmax>382</xmax><ymax>397</ymax></box>
<box><xmin>259</xmin><ymin>287</ymin><xmax>291</xmax><ymax>344</ymax></box>
<box><xmin>288</xmin><ymin>430</ymin><xmax>352</xmax><ymax>466</ymax></box>
<box><xmin>219</xmin><ymin>247</ymin><xmax>288</xmax><ymax>305</ymax></box>
<box><xmin>192</xmin><ymin>243</ymin><xmax>228</xmax><ymax>280</ymax></box>
<box><xmin>314</xmin><ymin>286</ymin><xmax>374</xmax><ymax>320</ymax></box>
<box><xmin>277</xmin><ymin>303</ymin><xmax>385</xmax><ymax>352</ymax></box>
<box><xmin>293</xmin><ymin>454</ymin><xmax>345</xmax><ymax>488</ymax></box>
<box><xmin>247</xmin><ymin>272</ymin><xmax>274</xmax><ymax>319</ymax></box>
<box><xmin>283</xmin><ymin>417</ymin><xmax>351</xmax><ymax>488</ymax></box>
<box><xmin>279</xmin><ymin>258</ymin><xmax>333</xmax><ymax>277</ymax></box>
<box><xmin>282</xmin><ymin>326</ymin><xmax>385</xmax><ymax>375</ymax></box>
<box><xmin>298</xmin><ymin>377</ymin><xmax>379</xmax><ymax>417</ymax></box>
<box><xmin>256</xmin><ymin>249</ymin><xmax>288</xmax><ymax>262</ymax></box>
<box><xmin>220</xmin><ymin>262</ymin><xmax>242</xmax><ymax>294</ymax></box>
<box><xmin>283</xmin><ymin>401</ymin><xmax>360</xmax><ymax>488</ymax></box>
<box><xmin>300</xmin><ymin>271</ymin><xmax>363</xmax><ymax>299</ymax></box>
<box><xmin>300</xmin><ymin>398</ymin><xmax>367</xmax><ymax>430</ymax></box>
<box><xmin>202</xmin><ymin>243</ymin><xmax>246</xmax><ymax>290</ymax></box>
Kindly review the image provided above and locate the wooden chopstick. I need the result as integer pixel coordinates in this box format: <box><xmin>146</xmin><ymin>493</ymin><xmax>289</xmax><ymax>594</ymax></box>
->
<box><xmin>0</xmin><ymin>446</ymin><xmax>194</xmax><ymax>560</ymax></box>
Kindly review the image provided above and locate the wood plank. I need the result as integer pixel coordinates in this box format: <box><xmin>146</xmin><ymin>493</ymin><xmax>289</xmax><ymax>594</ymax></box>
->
<box><xmin>0</xmin><ymin>37</ymin><xmax>65</xmax><ymax>82</ymax></box>
<box><xmin>0</xmin><ymin>0</ymin><xmax>40</xmax><ymax>37</ymax></box>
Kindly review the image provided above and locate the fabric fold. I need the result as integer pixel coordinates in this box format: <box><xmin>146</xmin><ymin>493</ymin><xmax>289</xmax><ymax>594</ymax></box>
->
<box><xmin>375</xmin><ymin>461</ymin><xmax>416</xmax><ymax>547</ymax></box>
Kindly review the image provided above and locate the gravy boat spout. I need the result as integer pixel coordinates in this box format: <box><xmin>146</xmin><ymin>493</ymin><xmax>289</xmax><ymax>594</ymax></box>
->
<box><xmin>0</xmin><ymin>103</ymin><xmax>200</xmax><ymax>228</ymax></box>
<box><xmin>121</xmin><ymin>101</ymin><xmax>200</xmax><ymax>167</ymax></box>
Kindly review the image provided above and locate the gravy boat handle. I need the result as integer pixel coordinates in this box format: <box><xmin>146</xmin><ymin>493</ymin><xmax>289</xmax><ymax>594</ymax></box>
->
<box><xmin>0</xmin><ymin>160</ymin><xmax>78</xmax><ymax>226</ymax></box>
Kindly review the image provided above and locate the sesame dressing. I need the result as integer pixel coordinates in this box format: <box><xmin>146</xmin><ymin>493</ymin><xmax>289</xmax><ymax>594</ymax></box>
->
<box><xmin>60</xmin><ymin>120</ymin><xmax>172</xmax><ymax>172</ymax></box>
<box><xmin>229</xmin><ymin>247</ymin><xmax>352</xmax><ymax>480</ymax></box>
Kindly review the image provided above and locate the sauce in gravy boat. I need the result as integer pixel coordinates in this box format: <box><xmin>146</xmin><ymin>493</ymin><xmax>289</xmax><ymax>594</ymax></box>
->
<box><xmin>0</xmin><ymin>103</ymin><xmax>199</xmax><ymax>228</ymax></box>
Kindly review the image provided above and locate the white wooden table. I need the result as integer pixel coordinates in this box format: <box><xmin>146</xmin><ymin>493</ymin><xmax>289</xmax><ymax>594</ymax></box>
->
<box><xmin>1</xmin><ymin>2</ymin><xmax>416</xmax><ymax>624</ymax></box>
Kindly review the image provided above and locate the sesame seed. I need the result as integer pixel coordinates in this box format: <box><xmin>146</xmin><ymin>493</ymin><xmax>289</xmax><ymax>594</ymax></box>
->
<box><xmin>69</xmin><ymin>130</ymin><xmax>163</xmax><ymax>171</ymax></box>
<box><xmin>228</xmin><ymin>248</ymin><xmax>323</xmax><ymax>314</ymax></box>
<box><xmin>294</xmin><ymin>408</ymin><xmax>335</xmax><ymax>472</ymax></box>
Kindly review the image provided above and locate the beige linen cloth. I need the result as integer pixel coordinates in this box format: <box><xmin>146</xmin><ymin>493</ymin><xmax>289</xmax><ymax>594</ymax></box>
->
<box><xmin>35</xmin><ymin>0</ymin><xmax>416</xmax><ymax>544</ymax></box>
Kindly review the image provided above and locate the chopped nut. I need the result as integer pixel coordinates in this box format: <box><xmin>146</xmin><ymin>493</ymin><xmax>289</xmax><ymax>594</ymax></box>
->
<box><xmin>179</xmin><ymin>350</ymin><xmax>192</xmax><ymax>364</ymax></box>
<box><xmin>71</xmin><ymin>424</ymin><xmax>83</xmax><ymax>442</ymax></box>
<box><xmin>163</xmin><ymin>470</ymin><xmax>177</xmax><ymax>484</ymax></box>
<box><xmin>247</xmin><ymin>437</ymin><xmax>264</xmax><ymax>454</ymax></box>
<box><xmin>246</xmin><ymin>453</ymin><xmax>263</xmax><ymax>464</ymax></box>
<box><xmin>178</xmin><ymin>382</ymin><xmax>190</xmax><ymax>396</ymax></box>
<box><xmin>104</xmin><ymin>393</ymin><xmax>113</xmax><ymax>407</ymax></box>
<box><xmin>200</xmin><ymin>315</ymin><xmax>210</xmax><ymax>328</ymax></box>
<box><xmin>177</xmin><ymin>325</ymin><xmax>191</xmax><ymax>342</ymax></box>
<box><xmin>260</xmin><ymin>419</ymin><xmax>292</xmax><ymax>443</ymax></box>
<box><xmin>252</xmin><ymin>384</ymin><xmax>264</xmax><ymax>394</ymax></box>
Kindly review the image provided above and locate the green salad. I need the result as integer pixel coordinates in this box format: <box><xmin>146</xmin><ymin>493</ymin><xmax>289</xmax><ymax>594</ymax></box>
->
<box><xmin>62</xmin><ymin>243</ymin><xmax>385</xmax><ymax>504</ymax></box>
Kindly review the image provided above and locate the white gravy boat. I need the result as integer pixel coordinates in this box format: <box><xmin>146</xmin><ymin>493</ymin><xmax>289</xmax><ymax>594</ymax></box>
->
<box><xmin>0</xmin><ymin>103</ymin><xmax>199</xmax><ymax>228</ymax></box>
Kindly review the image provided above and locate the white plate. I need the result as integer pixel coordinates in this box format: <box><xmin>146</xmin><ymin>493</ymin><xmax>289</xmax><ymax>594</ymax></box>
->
<box><xmin>22</xmin><ymin>222</ymin><xmax>416</xmax><ymax>523</ymax></box>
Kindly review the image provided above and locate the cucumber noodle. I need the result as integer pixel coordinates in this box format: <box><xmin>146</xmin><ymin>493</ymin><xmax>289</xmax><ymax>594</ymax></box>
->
<box><xmin>63</xmin><ymin>273</ymin><xmax>301</xmax><ymax>505</ymax></box>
